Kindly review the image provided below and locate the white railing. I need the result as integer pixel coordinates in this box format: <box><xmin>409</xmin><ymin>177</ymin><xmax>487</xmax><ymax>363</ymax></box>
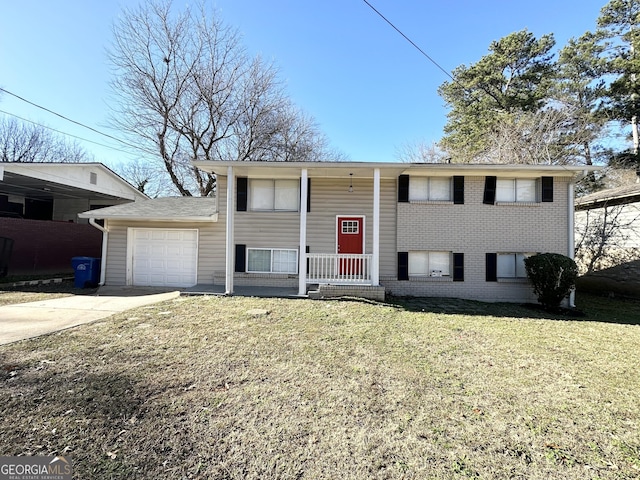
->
<box><xmin>306</xmin><ymin>253</ymin><xmax>373</xmax><ymax>285</ymax></box>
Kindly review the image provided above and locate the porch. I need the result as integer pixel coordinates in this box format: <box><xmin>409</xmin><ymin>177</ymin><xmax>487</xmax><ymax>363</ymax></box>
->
<box><xmin>182</xmin><ymin>283</ymin><xmax>386</xmax><ymax>301</ymax></box>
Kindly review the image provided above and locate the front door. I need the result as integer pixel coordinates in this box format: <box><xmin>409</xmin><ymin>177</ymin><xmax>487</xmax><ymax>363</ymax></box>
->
<box><xmin>337</xmin><ymin>216</ymin><xmax>364</xmax><ymax>275</ymax></box>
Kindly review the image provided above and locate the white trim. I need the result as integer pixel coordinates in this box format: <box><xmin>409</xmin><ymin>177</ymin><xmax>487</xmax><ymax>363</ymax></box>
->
<box><xmin>568</xmin><ymin>180</ymin><xmax>576</xmax><ymax>307</ymax></box>
<box><xmin>78</xmin><ymin>214</ymin><xmax>217</xmax><ymax>222</ymax></box>
<box><xmin>225</xmin><ymin>166</ymin><xmax>235</xmax><ymax>295</ymax></box>
<box><xmin>336</xmin><ymin>215</ymin><xmax>365</xmax><ymax>255</ymax></box>
<box><xmin>299</xmin><ymin>169</ymin><xmax>308</xmax><ymax>296</ymax></box>
<box><xmin>126</xmin><ymin>227</ymin><xmax>133</xmax><ymax>286</ymax></box>
<box><xmin>372</xmin><ymin>168</ymin><xmax>380</xmax><ymax>286</ymax></box>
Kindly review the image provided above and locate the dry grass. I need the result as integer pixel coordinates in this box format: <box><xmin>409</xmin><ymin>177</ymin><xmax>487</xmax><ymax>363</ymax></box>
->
<box><xmin>0</xmin><ymin>280</ymin><xmax>96</xmax><ymax>306</ymax></box>
<box><xmin>1</xmin><ymin>294</ymin><xmax>639</xmax><ymax>479</ymax></box>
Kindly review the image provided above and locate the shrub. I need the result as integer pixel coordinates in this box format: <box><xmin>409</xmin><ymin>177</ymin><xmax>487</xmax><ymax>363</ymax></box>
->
<box><xmin>524</xmin><ymin>253</ymin><xmax>578</xmax><ymax>308</ymax></box>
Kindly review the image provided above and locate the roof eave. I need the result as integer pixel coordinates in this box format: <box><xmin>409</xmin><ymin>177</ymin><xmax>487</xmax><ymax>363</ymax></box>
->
<box><xmin>78</xmin><ymin>214</ymin><xmax>218</xmax><ymax>222</ymax></box>
<box><xmin>192</xmin><ymin>160</ymin><xmax>602</xmax><ymax>178</ymax></box>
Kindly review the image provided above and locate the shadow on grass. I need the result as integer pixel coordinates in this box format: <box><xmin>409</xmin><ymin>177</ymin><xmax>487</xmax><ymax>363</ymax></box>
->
<box><xmin>386</xmin><ymin>292</ymin><xmax>640</xmax><ymax>326</ymax></box>
<box><xmin>0</xmin><ymin>279</ymin><xmax>98</xmax><ymax>296</ymax></box>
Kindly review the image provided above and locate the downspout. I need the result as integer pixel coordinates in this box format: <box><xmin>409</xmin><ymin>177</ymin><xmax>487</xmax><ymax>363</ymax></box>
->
<box><xmin>568</xmin><ymin>180</ymin><xmax>576</xmax><ymax>308</ymax></box>
<box><xmin>88</xmin><ymin>218</ymin><xmax>108</xmax><ymax>286</ymax></box>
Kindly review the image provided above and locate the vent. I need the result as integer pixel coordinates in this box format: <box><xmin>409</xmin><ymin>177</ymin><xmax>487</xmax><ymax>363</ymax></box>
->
<box><xmin>90</xmin><ymin>172</ymin><xmax>97</xmax><ymax>185</ymax></box>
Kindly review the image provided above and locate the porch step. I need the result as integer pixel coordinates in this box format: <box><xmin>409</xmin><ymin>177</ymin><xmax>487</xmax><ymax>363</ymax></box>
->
<box><xmin>308</xmin><ymin>284</ymin><xmax>386</xmax><ymax>302</ymax></box>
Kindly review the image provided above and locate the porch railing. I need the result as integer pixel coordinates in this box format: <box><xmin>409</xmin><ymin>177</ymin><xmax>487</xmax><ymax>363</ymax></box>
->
<box><xmin>306</xmin><ymin>253</ymin><xmax>373</xmax><ymax>285</ymax></box>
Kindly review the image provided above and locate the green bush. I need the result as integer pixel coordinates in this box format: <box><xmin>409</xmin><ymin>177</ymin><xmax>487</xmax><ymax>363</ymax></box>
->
<box><xmin>524</xmin><ymin>253</ymin><xmax>578</xmax><ymax>308</ymax></box>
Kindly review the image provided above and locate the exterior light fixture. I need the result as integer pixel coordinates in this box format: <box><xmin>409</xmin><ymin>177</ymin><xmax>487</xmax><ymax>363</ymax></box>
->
<box><xmin>348</xmin><ymin>173</ymin><xmax>353</xmax><ymax>193</ymax></box>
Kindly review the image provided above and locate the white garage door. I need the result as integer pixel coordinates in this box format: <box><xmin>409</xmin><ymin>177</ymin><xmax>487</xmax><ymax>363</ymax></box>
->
<box><xmin>131</xmin><ymin>229</ymin><xmax>198</xmax><ymax>287</ymax></box>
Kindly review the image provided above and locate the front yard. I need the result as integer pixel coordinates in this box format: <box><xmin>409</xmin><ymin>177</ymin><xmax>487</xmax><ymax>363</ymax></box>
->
<box><xmin>1</xmin><ymin>293</ymin><xmax>639</xmax><ymax>479</ymax></box>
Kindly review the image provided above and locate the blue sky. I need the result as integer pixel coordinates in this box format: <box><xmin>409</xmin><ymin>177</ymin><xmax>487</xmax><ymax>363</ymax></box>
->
<box><xmin>0</xmin><ymin>0</ymin><xmax>608</xmax><ymax>168</ymax></box>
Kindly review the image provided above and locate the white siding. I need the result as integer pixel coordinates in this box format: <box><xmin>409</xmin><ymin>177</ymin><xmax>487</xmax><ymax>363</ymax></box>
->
<box><xmin>104</xmin><ymin>220</ymin><xmax>224</xmax><ymax>286</ymax></box>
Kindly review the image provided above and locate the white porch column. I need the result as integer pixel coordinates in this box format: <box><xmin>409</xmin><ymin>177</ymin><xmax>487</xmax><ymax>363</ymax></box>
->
<box><xmin>372</xmin><ymin>168</ymin><xmax>380</xmax><ymax>286</ymax></box>
<box><xmin>298</xmin><ymin>168</ymin><xmax>308</xmax><ymax>296</ymax></box>
<box><xmin>225</xmin><ymin>166</ymin><xmax>235</xmax><ymax>295</ymax></box>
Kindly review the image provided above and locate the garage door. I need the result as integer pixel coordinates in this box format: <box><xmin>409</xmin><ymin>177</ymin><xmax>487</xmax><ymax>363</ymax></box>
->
<box><xmin>131</xmin><ymin>229</ymin><xmax>198</xmax><ymax>287</ymax></box>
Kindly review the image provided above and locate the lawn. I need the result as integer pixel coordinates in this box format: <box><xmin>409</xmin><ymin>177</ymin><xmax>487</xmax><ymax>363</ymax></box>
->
<box><xmin>0</xmin><ymin>280</ymin><xmax>97</xmax><ymax>306</ymax></box>
<box><xmin>1</xmin><ymin>293</ymin><xmax>639</xmax><ymax>479</ymax></box>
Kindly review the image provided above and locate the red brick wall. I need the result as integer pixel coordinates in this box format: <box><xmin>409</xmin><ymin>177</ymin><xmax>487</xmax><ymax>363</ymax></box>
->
<box><xmin>0</xmin><ymin>218</ymin><xmax>102</xmax><ymax>275</ymax></box>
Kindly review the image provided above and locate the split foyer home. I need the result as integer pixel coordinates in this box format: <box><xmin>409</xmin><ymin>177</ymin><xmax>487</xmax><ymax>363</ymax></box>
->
<box><xmin>79</xmin><ymin>161</ymin><xmax>596</xmax><ymax>303</ymax></box>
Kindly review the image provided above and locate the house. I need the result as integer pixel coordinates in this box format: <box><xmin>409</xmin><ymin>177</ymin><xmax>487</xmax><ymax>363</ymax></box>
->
<box><xmin>574</xmin><ymin>178</ymin><xmax>640</xmax><ymax>296</ymax></box>
<box><xmin>0</xmin><ymin>162</ymin><xmax>147</xmax><ymax>275</ymax></box>
<box><xmin>79</xmin><ymin>161</ymin><xmax>596</xmax><ymax>303</ymax></box>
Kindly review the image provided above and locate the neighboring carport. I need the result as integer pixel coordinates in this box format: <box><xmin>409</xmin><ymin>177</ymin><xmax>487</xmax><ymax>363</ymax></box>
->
<box><xmin>0</xmin><ymin>163</ymin><xmax>147</xmax><ymax>276</ymax></box>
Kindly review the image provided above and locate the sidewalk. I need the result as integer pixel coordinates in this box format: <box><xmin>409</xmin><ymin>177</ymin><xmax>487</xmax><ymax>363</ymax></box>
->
<box><xmin>0</xmin><ymin>287</ymin><xmax>180</xmax><ymax>345</ymax></box>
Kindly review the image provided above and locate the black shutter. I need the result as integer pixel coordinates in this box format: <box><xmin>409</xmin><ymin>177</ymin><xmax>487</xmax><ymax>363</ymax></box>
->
<box><xmin>237</xmin><ymin>177</ymin><xmax>248</xmax><ymax>212</ymax></box>
<box><xmin>305</xmin><ymin>245</ymin><xmax>310</xmax><ymax>272</ymax></box>
<box><xmin>453</xmin><ymin>176</ymin><xmax>465</xmax><ymax>204</ymax></box>
<box><xmin>483</xmin><ymin>176</ymin><xmax>496</xmax><ymax>205</ymax></box>
<box><xmin>307</xmin><ymin>178</ymin><xmax>311</xmax><ymax>212</ymax></box>
<box><xmin>397</xmin><ymin>252</ymin><xmax>409</xmax><ymax>280</ymax></box>
<box><xmin>486</xmin><ymin>253</ymin><xmax>497</xmax><ymax>282</ymax></box>
<box><xmin>453</xmin><ymin>253</ymin><xmax>464</xmax><ymax>281</ymax></box>
<box><xmin>541</xmin><ymin>177</ymin><xmax>554</xmax><ymax>202</ymax></box>
<box><xmin>398</xmin><ymin>175</ymin><xmax>409</xmax><ymax>202</ymax></box>
<box><xmin>235</xmin><ymin>244</ymin><xmax>246</xmax><ymax>272</ymax></box>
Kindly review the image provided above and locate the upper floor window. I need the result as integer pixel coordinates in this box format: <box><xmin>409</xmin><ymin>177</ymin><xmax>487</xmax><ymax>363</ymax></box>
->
<box><xmin>496</xmin><ymin>178</ymin><xmax>537</xmax><ymax>202</ymax></box>
<box><xmin>485</xmin><ymin>176</ymin><xmax>553</xmax><ymax>204</ymax></box>
<box><xmin>249</xmin><ymin>179</ymin><xmax>299</xmax><ymax>212</ymax></box>
<box><xmin>409</xmin><ymin>177</ymin><xmax>451</xmax><ymax>202</ymax></box>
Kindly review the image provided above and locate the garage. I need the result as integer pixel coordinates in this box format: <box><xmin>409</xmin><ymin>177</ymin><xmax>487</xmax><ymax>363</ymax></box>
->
<box><xmin>131</xmin><ymin>228</ymin><xmax>198</xmax><ymax>287</ymax></box>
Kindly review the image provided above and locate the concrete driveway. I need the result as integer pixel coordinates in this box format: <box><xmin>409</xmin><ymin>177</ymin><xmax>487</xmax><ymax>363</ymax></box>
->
<box><xmin>0</xmin><ymin>286</ymin><xmax>180</xmax><ymax>345</ymax></box>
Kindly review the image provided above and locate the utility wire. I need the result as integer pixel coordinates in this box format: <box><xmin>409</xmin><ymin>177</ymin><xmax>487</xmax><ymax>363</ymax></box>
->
<box><xmin>0</xmin><ymin>109</ymin><xmax>134</xmax><ymax>155</ymax></box>
<box><xmin>0</xmin><ymin>87</ymin><xmax>149</xmax><ymax>154</ymax></box>
<box><xmin>361</xmin><ymin>0</ymin><xmax>456</xmax><ymax>82</ymax></box>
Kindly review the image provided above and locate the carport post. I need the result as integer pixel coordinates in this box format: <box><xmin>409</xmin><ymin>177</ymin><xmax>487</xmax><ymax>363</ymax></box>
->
<box><xmin>225</xmin><ymin>166</ymin><xmax>235</xmax><ymax>295</ymax></box>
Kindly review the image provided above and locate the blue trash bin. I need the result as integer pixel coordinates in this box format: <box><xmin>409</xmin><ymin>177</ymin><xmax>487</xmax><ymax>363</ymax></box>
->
<box><xmin>71</xmin><ymin>257</ymin><xmax>101</xmax><ymax>288</ymax></box>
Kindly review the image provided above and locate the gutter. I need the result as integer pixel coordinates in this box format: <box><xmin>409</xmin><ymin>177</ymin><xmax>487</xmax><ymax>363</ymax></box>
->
<box><xmin>88</xmin><ymin>218</ymin><xmax>109</xmax><ymax>286</ymax></box>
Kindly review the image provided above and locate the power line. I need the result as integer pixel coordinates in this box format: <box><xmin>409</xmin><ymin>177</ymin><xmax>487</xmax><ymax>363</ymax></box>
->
<box><xmin>0</xmin><ymin>109</ymin><xmax>134</xmax><ymax>155</ymax></box>
<box><xmin>361</xmin><ymin>0</ymin><xmax>456</xmax><ymax>82</ymax></box>
<box><xmin>0</xmin><ymin>87</ymin><xmax>149</xmax><ymax>154</ymax></box>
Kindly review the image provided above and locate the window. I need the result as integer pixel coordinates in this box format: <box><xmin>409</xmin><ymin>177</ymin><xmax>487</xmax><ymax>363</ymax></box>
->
<box><xmin>249</xmin><ymin>179</ymin><xmax>299</xmax><ymax>211</ymax></box>
<box><xmin>496</xmin><ymin>178</ymin><xmax>537</xmax><ymax>202</ymax></box>
<box><xmin>497</xmin><ymin>253</ymin><xmax>533</xmax><ymax>278</ymax></box>
<box><xmin>408</xmin><ymin>251</ymin><xmax>450</xmax><ymax>277</ymax></box>
<box><xmin>247</xmin><ymin>248</ymin><xmax>298</xmax><ymax>274</ymax></box>
<box><xmin>409</xmin><ymin>177</ymin><xmax>451</xmax><ymax>202</ymax></box>
<box><xmin>341</xmin><ymin>220</ymin><xmax>359</xmax><ymax>234</ymax></box>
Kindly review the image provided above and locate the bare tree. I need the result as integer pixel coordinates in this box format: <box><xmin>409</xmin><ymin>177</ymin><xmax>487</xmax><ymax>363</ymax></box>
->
<box><xmin>108</xmin><ymin>0</ymin><xmax>338</xmax><ymax>197</ymax></box>
<box><xmin>575</xmin><ymin>201</ymin><xmax>640</xmax><ymax>275</ymax></box>
<box><xmin>476</xmin><ymin>107</ymin><xmax>608</xmax><ymax>165</ymax></box>
<box><xmin>0</xmin><ymin>116</ymin><xmax>92</xmax><ymax>163</ymax></box>
<box><xmin>396</xmin><ymin>141</ymin><xmax>450</xmax><ymax>163</ymax></box>
<box><xmin>114</xmin><ymin>158</ymin><xmax>177</xmax><ymax>198</ymax></box>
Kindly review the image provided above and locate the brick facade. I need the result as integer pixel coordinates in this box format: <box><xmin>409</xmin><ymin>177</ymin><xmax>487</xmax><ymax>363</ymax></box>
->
<box><xmin>0</xmin><ymin>218</ymin><xmax>101</xmax><ymax>275</ymax></box>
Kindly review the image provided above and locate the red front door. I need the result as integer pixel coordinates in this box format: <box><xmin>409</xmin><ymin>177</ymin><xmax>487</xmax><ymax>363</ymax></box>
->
<box><xmin>337</xmin><ymin>217</ymin><xmax>363</xmax><ymax>275</ymax></box>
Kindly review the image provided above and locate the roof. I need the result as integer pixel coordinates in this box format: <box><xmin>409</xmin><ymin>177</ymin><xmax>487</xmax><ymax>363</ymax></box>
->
<box><xmin>0</xmin><ymin>162</ymin><xmax>148</xmax><ymax>201</ymax></box>
<box><xmin>193</xmin><ymin>160</ymin><xmax>601</xmax><ymax>179</ymax></box>
<box><xmin>78</xmin><ymin>197</ymin><xmax>217</xmax><ymax>222</ymax></box>
<box><xmin>576</xmin><ymin>182</ymin><xmax>640</xmax><ymax>209</ymax></box>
